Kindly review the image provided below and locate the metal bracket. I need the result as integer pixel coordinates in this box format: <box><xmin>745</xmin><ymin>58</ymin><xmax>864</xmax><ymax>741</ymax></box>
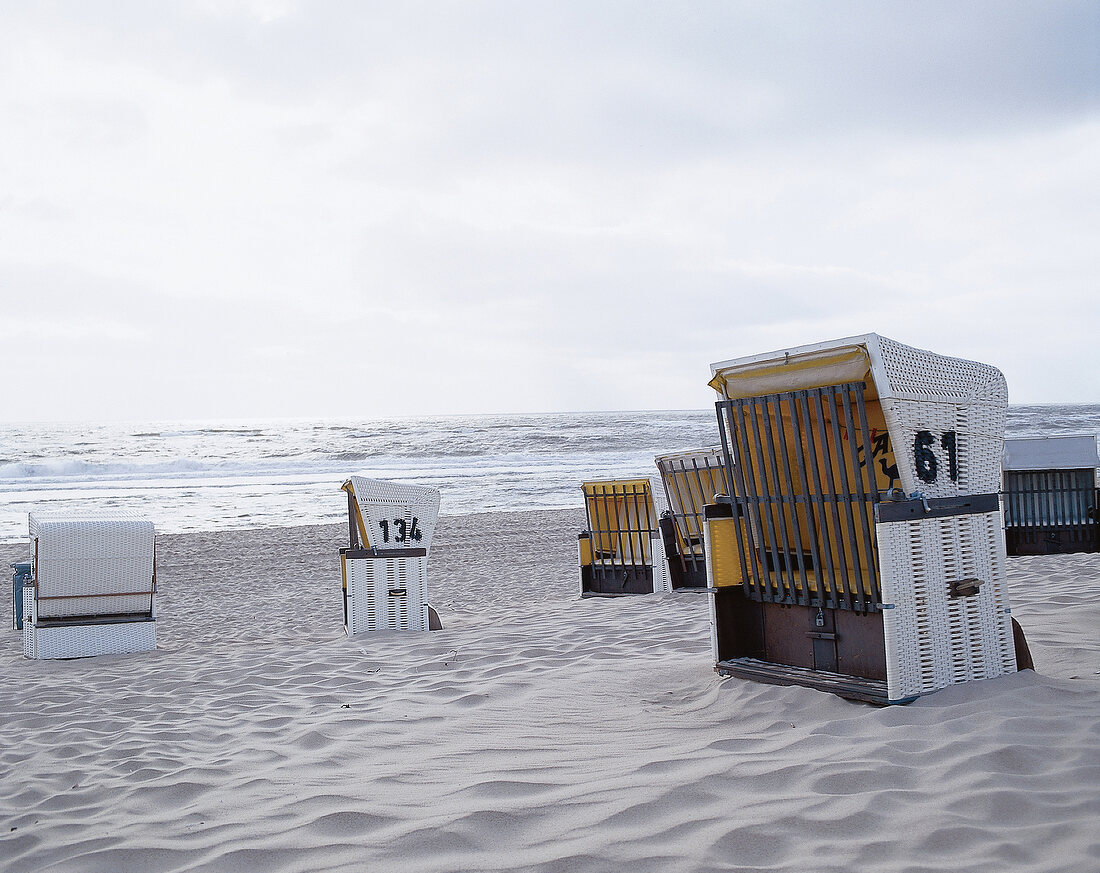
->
<box><xmin>949</xmin><ymin>578</ymin><xmax>983</xmax><ymax>598</ymax></box>
<box><xmin>875</xmin><ymin>493</ymin><xmax>1000</xmax><ymax>524</ymax></box>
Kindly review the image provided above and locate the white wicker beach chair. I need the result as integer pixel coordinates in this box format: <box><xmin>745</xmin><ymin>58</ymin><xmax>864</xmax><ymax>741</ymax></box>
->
<box><xmin>23</xmin><ymin>513</ymin><xmax>157</xmax><ymax>659</ymax></box>
<box><xmin>578</xmin><ymin>478</ymin><xmax>668</xmax><ymax>596</ymax></box>
<box><xmin>704</xmin><ymin>334</ymin><xmax>1020</xmax><ymax>703</ymax></box>
<box><xmin>340</xmin><ymin>476</ymin><xmax>442</xmax><ymax>634</ymax></box>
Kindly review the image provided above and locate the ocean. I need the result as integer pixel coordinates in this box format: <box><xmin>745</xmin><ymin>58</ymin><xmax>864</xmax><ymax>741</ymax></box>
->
<box><xmin>1</xmin><ymin>406</ymin><xmax>1097</xmax><ymax>543</ymax></box>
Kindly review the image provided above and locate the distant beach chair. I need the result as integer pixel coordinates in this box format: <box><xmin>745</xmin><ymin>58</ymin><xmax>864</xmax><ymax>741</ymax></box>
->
<box><xmin>1002</xmin><ymin>435</ymin><xmax>1099</xmax><ymax>555</ymax></box>
<box><xmin>340</xmin><ymin>476</ymin><xmax>442</xmax><ymax>634</ymax></box>
<box><xmin>703</xmin><ymin>333</ymin><xmax>1026</xmax><ymax>704</ymax></box>
<box><xmin>23</xmin><ymin>513</ymin><xmax>157</xmax><ymax>659</ymax></box>
<box><xmin>579</xmin><ymin>478</ymin><xmax>670</xmax><ymax>596</ymax></box>
<box><xmin>654</xmin><ymin>447</ymin><xmax>728</xmax><ymax>590</ymax></box>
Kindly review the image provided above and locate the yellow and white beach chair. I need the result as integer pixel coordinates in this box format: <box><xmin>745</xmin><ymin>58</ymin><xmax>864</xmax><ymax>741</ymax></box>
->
<box><xmin>578</xmin><ymin>478</ymin><xmax>670</xmax><ymax>596</ymax></box>
<box><xmin>23</xmin><ymin>513</ymin><xmax>157</xmax><ymax>659</ymax></box>
<box><xmin>703</xmin><ymin>333</ymin><xmax>1025</xmax><ymax>703</ymax></box>
<box><xmin>654</xmin><ymin>447</ymin><xmax>728</xmax><ymax>591</ymax></box>
<box><xmin>340</xmin><ymin>476</ymin><xmax>442</xmax><ymax>634</ymax></box>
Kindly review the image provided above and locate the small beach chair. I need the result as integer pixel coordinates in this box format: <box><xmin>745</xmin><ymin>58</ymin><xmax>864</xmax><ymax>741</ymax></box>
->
<box><xmin>23</xmin><ymin>513</ymin><xmax>157</xmax><ymax>659</ymax></box>
<box><xmin>340</xmin><ymin>476</ymin><xmax>442</xmax><ymax>634</ymax></box>
<box><xmin>1002</xmin><ymin>435</ymin><xmax>1099</xmax><ymax>555</ymax></box>
<box><xmin>703</xmin><ymin>334</ymin><xmax>1024</xmax><ymax>703</ymax></box>
<box><xmin>654</xmin><ymin>447</ymin><xmax>728</xmax><ymax>590</ymax></box>
<box><xmin>578</xmin><ymin>478</ymin><xmax>669</xmax><ymax>596</ymax></box>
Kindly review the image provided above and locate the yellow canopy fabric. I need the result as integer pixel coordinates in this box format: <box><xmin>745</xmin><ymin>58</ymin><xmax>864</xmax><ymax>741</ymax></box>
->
<box><xmin>581</xmin><ymin>479</ymin><xmax>655</xmax><ymax>563</ymax></box>
<box><xmin>709</xmin><ymin>346</ymin><xmax>872</xmax><ymax>400</ymax></box>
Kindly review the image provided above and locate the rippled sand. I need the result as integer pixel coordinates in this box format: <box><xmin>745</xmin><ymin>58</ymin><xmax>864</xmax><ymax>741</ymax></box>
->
<box><xmin>1</xmin><ymin>509</ymin><xmax>1098</xmax><ymax>872</ymax></box>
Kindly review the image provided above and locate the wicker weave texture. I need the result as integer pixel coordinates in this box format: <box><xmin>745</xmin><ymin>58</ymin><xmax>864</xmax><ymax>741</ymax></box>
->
<box><xmin>22</xmin><ymin>593</ymin><xmax>34</xmax><ymax>659</ymax></box>
<box><xmin>706</xmin><ymin>588</ymin><xmax>720</xmax><ymax>665</ymax></box>
<box><xmin>875</xmin><ymin>337</ymin><xmax>1007</xmax><ymax>498</ymax></box>
<box><xmin>29</xmin><ymin>514</ymin><xmax>156</xmax><ymax>619</ymax></box>
<box><xmin>345</xmin><ymin>476</ymin><xmax>441</xmax><ymax>553</ymax></box>
<box><xmin>345</xmin><ymin>554</ymin><xmax>430</xmax><ymax>634</ymax></box>
<box><xmin>877</xmin><ymin>510</ymin><xmax>1015</xmax><ymax>701</ymax></box>
<box><xmin>25</xmin><ymin>620</ymin><xmax>156</xmax><ymax>660</ymax></box>
<box><xmin>651</xmin><ymin>534</ymin><xmax>672</xmax><ymax>594</ymax></box>
<box><xmin>875</xmin><ymin>336</ymin><xmax>1009</xmax><ymax>405</ymax></box>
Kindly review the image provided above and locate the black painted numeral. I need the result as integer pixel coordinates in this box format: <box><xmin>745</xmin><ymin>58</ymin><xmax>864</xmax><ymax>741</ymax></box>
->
<box><xmin>941</xmin><ymin>431</ymin><xmax>958</xmax><ymax>482</ymax></box>
<box><xmin>913</xmin><ymin>430</ymin><xmax>959</xmax><ymax>484</ymax></box>
<box><xmin>378</xmin><ymin>517</ymin><xmax>423</xmax><ymax>545</ymax></box>
<box><xmin>914</xmin><ymin>431</ymin><xmax>938</xmax><ymax>483</ymax></box>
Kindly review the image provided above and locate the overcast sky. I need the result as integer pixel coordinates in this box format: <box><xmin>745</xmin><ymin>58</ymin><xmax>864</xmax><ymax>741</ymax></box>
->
<box><xmin>1</xmin><ymin>1</ymin><xmax>1097</xmax><ymax>422</ymax></box>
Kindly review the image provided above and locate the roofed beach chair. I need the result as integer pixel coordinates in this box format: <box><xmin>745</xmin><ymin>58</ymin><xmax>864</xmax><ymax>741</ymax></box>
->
<box><xmin>655</xmin><ymin>447</ymin><xmax>728</xmax><ymax>591</ymax></box>
<box><xmin>703</xmin><ymin>334</ymin><xmax>1026</xmax><ymax>704</ymax></box>
<box><xmin>340</xmin><ymin>476</ymin><xmax>442</xmax><ymax>634</ymax></box>
<box><xmin>1002</xmin><ymin>435</ymin><xmax>1099</xmax><ymax>555</ymax></box>
<box><xmin>579</xmin><ymin>478</ymin><xmax>670</xmax><ymax>596</ymax></box>
<box><xmin>23</xmin><ymin>513</ymin><xmax>157</xmax><ymax>659</ymax></box>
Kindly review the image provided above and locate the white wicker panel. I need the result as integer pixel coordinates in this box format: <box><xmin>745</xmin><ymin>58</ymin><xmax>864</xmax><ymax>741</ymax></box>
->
<box><xmin>34</xmin><ymin>561</ymin><xmax>155</xmax><ymax>618</ymax></box>
<box><xmin>23</xmin><ymin>593</ymin><xmax>36</xmax><ymax>659</ymax></box>
<box><xmin>707</xmin><ymin>587</ymin><xmax>720</xmax><ymax>665</ymax></box>
<box><xmin>880</xmin><ymin>398</ymin><xmax>1006</xmax><ymax>499</ymax></box>
<box><xmin>648</xmin><ymin>476</ymin><xmax>673</xmax><ymax>594</ymax></box>
<box><xmin>651</xmin><ymin>534</ymin><xmax>672</xmax><ymax>594</ymax></box>
<box><xmin>872</xmin><ymin>337</ymin><xmax>1008</xmax><ymax>499</ymax></box>
<box><xmin>30</xmin><ymin>515</ymin><xmax>156</xmax><ymax>619</ymax></box>
<box><xmin>874</xmin><ymin>336</ymin><xmax>1009</xmax><ymax>406</ymax></box>
<box><xmin>345</xmin><ymin>476</ymin><xmax>441</xmax><ymax>553</ymax></box>
<box><xmin>28</xmin><ymin>621</ymin><xmax>156</xmax><ymax>660</ymax></box>
<box><xmin>877</xmin><ymin>510</ymin><xmax>1015</xmax><ymax>701</ymax></box>
<box><xmin>345</xmin><ymin>554</ymin><xmax>430</xmax><ymax>634</ymax></box>
<box><xmin>29</xmin><ymin>514</ymin><xmax>155</xmax><ymax>559</ymax></box>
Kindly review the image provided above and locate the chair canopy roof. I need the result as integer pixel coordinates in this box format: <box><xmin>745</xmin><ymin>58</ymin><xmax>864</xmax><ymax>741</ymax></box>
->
<box><xmin>581</xmin><ymin>478</ymin><xmax>652</xmax><ymax>493</ymax></box>
<box><xmin>30</xmin><ymin>513</ymin><xmax>155</xmax><ymax>563</ymax></box>
<box><xmin>654</xmin><ymin>447</ymin><xmax>725</xmax><ymax>468</ymax></box>
<box><xmin>708</xmin><ymin>333</ymin><xmax>1007</xmax><ymax>408</ymax></box>
<box><xmin>342</xmin><ymin>475</ymin><xmax>441</xmax><ymax>552</ymax></box>
<box><xmin>1003</xmin><ymin>435</ymin><xmax>1100</xmax><ymax>473</ymax></box>
<box><xmin>708</xmin><ymin>333</ymin><xmax>1009</xmax><ymax>498</ymax></box>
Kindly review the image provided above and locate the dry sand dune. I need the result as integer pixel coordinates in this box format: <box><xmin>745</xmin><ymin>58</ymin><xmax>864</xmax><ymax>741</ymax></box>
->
<box><xmin>1</xmin><ymin>509</ymin><xmax>1098</xmax><ymax>872</ymax></box>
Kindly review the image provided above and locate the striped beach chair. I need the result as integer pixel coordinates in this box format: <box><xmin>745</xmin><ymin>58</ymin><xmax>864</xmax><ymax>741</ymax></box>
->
<box><xmin>578</xmin><ymin>478</ymin><xmax>670</xmax><ymax>596</ymax></box>
<box><xmin>340</xmin><ymin>476</ymin><xmax>442</xmax><ymax>634</ymax></box>
<box><xmin>23</xmin><ymin>513</ymin><xmax>157</xmax><ymax>659</ymax></box>
<box><xmin>1002</xmin><ymin>435</ymin><xmax>1099</xmax><ymax>555</ymax></box>
<box><xmin>703</xmin><ymin>334</ymin><xmax>1026</xmax><ymax>703</ymax></box>
<box><xmin>654</xmin><ymin>447</ymin><xmax>728</xmax><ymax>591</ymax></box>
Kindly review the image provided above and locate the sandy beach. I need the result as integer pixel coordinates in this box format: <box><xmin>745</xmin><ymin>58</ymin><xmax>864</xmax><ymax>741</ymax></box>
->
<box><xmin>1</xmin><ymin>508</ymin><xmax>1098</xmax><ymax>873</ymax></box>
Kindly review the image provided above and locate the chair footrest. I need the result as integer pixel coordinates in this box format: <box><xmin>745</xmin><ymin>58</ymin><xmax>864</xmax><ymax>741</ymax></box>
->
<box><xmin>717</xmin><ymin>657</ymin><xmax>902</xmax><ymax>705</ymax></box>
<box><xmin>34</xmin><ymin>613</ymin><xmax>155</xmax><ymax>629</ymax></box>
<box><xmin>25</xmin><ymin>616</ymin><xmax>157</xmax><ymax>659</ymax></box>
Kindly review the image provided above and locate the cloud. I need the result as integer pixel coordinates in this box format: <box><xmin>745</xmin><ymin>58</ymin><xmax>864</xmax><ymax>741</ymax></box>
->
<box><xmin>0</xmin><ymin>2</ymin><xmax>1097</xmax><ymax>420</ymax></box>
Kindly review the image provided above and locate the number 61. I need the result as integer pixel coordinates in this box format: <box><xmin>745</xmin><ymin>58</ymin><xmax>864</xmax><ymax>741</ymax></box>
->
<box><xmin>913</xmin><ymin>430</ymin><xmax>958</xmax><ymax>484</ymax></box>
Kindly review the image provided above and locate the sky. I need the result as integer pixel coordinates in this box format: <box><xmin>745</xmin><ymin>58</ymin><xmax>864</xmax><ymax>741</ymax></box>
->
<box><xmin>1</xmin><ymin>1</ymin><xmax>1097</xmax><ymax>422</ymax></box>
